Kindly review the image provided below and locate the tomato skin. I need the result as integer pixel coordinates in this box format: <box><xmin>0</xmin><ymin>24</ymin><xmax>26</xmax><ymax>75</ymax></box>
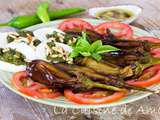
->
<box><xmin>64</xmin><ymin>89</ymin><xmax>125</xmax><ymax>104</ymax></box>
<box><xmin>94</xmin><ymin>21</ymin><xmax>133</xmax><ymax>39</ymax></box>
<box><xmin>12</xmin><ymin>71</ymin><xmax>62</xmax><ymax>99</ymax></box>
<box><xmin>151</xmin><ymin>48</ymin><xmax>160</xmax><ymax>57</ymax></box>
<box><xmin>127</xmin><ymin>64</ymin><xmax>160</xmax><ymax>87</ymax></box>
<box><xmin>11</xmin><ymin>71</ymin><xmax>29</xmax><ymax>90</ymax></box>
<box><xmin>135</xmin><ymin>36</ymin><xmax>160</xmax><ymax>43</ymax></box>
<box><xmin>58</xmin><ymin>18</ymin><xmax>94</xmax><ymax>31</ymax></box>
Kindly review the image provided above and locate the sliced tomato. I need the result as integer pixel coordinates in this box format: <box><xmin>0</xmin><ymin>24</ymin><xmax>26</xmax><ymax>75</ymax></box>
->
<box><xmin>94</xmin><ymin>21</ymin><xmax>133</xmax><ymax>39</ymax></box>
<box><xmin>127</xmin><ymin>64</ymin><xmax>160</xmax><ymax>87</ymax></box>
<box><xmin>136</xmin><ymin>36</ymin><xmax>160</xmax><ymax>57</ymax></box>
<box><xmin>58</xmin><ymin>18</ymin><xmax>94</xmax><ymax>31</ymax></box>
<box><xmin>135</xmin><ymin>36</ymin><xmax>160</xmax><ymax>43</ymax></box>
<box><xmin>151</xmin><ymin>48</ymin><xmax>160</xmax><ymax>57</ymax></box>
<box><xmin>12</xmin><ymin>71</ymin><xmax>62</xmax><ymax>99</ymax></box>
<box><xmin>64</xmin><ymin>89</ymin><xmax>125</xmax><ymax>104</ymax></box>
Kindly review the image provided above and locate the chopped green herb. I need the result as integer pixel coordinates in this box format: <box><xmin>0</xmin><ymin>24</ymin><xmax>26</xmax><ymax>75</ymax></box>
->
<box><xmin>7</xmin><ymin>30</ymin><xmax>34</xmax><ymax>43</ymax></box>
<box><xmin>46</xmin><ymin>41</ymin><xmax>73</xmax><ymax>64</ymax></box>
<box><xmin>46</xmin><ymin>31</ymin><xmax>77</xmax><ymax>45</ymax></box>
<box><xmin>17</xmin><ymin>30</ymin><xmax>34</xmax><ymax>37</ymax></box>
<box><xmin>46</xmin><ymin>31</ymin><xmax>64</xmax><ymax>43</ymax></box>
<box><xmin>64</xmin><ymin>34</ymin><xmax>77</xmax><ymax>45</ymax></box>
<box><xmin>33</xmin><ymin>39</ymin><xmax>41</xmax><ymax>46</ymax></box>
<box><xmin>0</xmin><ymin>48</ymin><xmax>26</xmax><ymax>65</ymax></box>
<box><xmin>47</xmin><ymin>41</ymin><xmax>56</xmax><ymax>47</ymax></box>
<box><xmin>7</xmin><ymin>36</ymin><xmax>15</xmax><ymax>43</ymax></box>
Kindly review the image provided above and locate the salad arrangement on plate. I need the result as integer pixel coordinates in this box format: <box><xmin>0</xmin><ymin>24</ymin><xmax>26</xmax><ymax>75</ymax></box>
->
<box><xmin>0</xmin><ymin>18</ymin><xmax>160</xmax><ymax>105</ymax></box>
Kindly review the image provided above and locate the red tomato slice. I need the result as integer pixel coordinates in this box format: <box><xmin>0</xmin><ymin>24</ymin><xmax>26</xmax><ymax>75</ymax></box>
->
<box><xmin>135</xmin><ymin>36</ymin><xmax>160</xmax><ymax>43</ymax></box>
<box><xmin>151</xmin><ymin>48</ymin><xmax>160</xmax><ymax>57</ymax></box>
<box><xmin>136</xmin><ymin>36</ymin><xmax>160</xmax><ymax>57</ymax></box>
<box><xmin>12</xmin><ymin>71</ymin><xmax>62</xmax><ymax>99</ymax></box>
<box><xmin>58</xmin><ymin>18</ymin><xmax>94</xmax><ymax>31</ymax></box>
<box><xmin>127</xmin><ymin>64</ymin><xmax>160</xmax><ymax>87</ymax></box>
<box><xmin>94</xmin><ymin>21</ymin><xmax>133</xmax><ymax>39</ymax></box>
<box><xmin>64</xmin><ymin>89</ymin><xmax>125</xmax><ymax>104</ymax></box>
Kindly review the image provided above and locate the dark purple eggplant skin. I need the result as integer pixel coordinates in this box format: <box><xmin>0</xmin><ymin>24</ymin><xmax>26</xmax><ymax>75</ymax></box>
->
<box><xmin>65</xmin><ymin>29</ymin><xmax>153</xmax><ymax>53</ymax></box>
<box><xmin>26</xmin><ymin>60</ymin><xmax>71</xmax><ymax>86</ymax></box>
<box><xmin>26</xmin><ymin>60</ymin><xmax>55</xmax><ymax>86</ymax></box>
<box><xmin>26</xmin><ymin>60</ymin><xmax>91</xmax><ymax>91</ymax></box>
<box><xmin>64</xmin><ymin>29</ymin><xmax>103</xmax><ymax>42</ymax></box>
<box><xmin>26</xmin><ymin>60</ymin><xmax>153</xmax><ymax>93</ymax></box>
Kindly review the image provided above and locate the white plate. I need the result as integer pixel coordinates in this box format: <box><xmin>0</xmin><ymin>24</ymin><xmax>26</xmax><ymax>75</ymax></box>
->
<box><xmin>0</xmin><ymin>18</ymin><xmax>158</xmax><ymax>109</ymax></box>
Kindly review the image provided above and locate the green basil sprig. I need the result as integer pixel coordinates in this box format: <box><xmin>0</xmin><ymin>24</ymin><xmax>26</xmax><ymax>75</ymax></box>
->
<box><xmin>70</xmin><ymin>32</ymin><xmax>120</xmax><ymax>61</ymax></box>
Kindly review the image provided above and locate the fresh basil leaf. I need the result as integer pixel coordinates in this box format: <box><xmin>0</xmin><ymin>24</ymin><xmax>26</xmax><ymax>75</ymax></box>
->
<box><xmin>82</xmin><ymin>32</ymin><xmax>87</xmax><ymax>41</ymax></box>
<box><xmin>80</xmin><ymin>40</ymin><xmax>90</xmax><ymax>48</ymax></box>
<box><xmin>80</xmin><ymin>32</ymin><xmax>90</xmax><ymax>47</ymax></box>
<box><xmin>96</xmin><ymin>45</ymin><xmax>120</xmax><ymax>53</ymax></box>
<box><xmin>76</xmin><ymin>34</ymin><xmax>90</xmax><ymax>48</ymax></box>
<box><xmin>69</xmin><ymin>50</ymin><xmax>79</xmax><ymax>58</ymax></box>
<box><xmin>89</xmin><ymin>40</ymin><xmax>102</xmax><ymax>53</ymax></box>
<box><xmin>80</xmin><ymin>52</ymin><xmax>91</xmax><ymax>56</ymax></box>
<box><xmin>91</xmin><ymin>53</ymin><xmax>102</xmax><ymax>61</ymax></box>
<box><xmin>75</xmin><ymin>36</ymin><xmax>82</xmax><ymax>46</ymax></box>
<box><xmin>75</xmin><ymin>46</ymin><xmax>88</xmax><ymax>52</ymax></box>
<box><xmin>70</xmin><ymin>32</ymin><xmax>119</xmax><ymax>61</ymax></box>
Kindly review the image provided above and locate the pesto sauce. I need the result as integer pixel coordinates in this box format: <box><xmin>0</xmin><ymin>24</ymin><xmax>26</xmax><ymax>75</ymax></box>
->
<box><xmin>46</xmin><ymin>42</ymin><xmax>66</xmax><ymax>63</ymax></box>
<box><xmin>96</xmin><ymin>9</ymin><xmax>134</xmax><ymax>21</ymax></box>
<box><xmin>46</xmin><ymin>31</ymin><xmax>64</xmax><ymax>43</ymax></box>
<box><xmin>33</xmin><ymin>39</ymin><xmax>41</xmax><ymax>46</ymax></box>
<box><xmin>7</xmin><ymin>36</ymin><xmax>15</xmax><ymax>43</ymax></box>
<box><xmin>16</xmin><ymin>30</ymin><xmax>34</xmax><ymax>37</ymax></box>
<box><xmin>7</xmin><ymin>30</ymin><xmax>34</xmax><ymax>43</ymax></box>
<box><xmin>46</xmin><ymin>42</ymin><xmax>73</xmax><ymax>64</ymax></box>
<box><xmin>46</xmin><ymin>31</ymin><xmax>76</xmax><ymax>45</ymax></box>
<box><xmin>0</xmin><ymin>48</ymin><xmax>26</xmax><ymax>65</ymax></box>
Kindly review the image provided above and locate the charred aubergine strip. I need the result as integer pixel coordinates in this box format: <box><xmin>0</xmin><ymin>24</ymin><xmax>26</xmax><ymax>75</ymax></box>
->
<box><xmin>75</xmin><ymin>57</ymin><xmax>134</xmax><ymax>78</ymax></box>
<box><xmin>26</xmin><ymin>60</ymin><xmax>154</xmax><ymax>93</ymax></box>
<box><xmin>27</xmin><ymin>60</ymin><xmax>127</xmax><ymax>92</ymax></box>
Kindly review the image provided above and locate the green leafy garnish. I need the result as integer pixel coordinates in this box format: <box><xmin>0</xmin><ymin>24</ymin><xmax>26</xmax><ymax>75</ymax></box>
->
<box><xmin>70</xmin><ymin>32</ymin><xmax>120</xmax><ymax>61</ymax></box>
